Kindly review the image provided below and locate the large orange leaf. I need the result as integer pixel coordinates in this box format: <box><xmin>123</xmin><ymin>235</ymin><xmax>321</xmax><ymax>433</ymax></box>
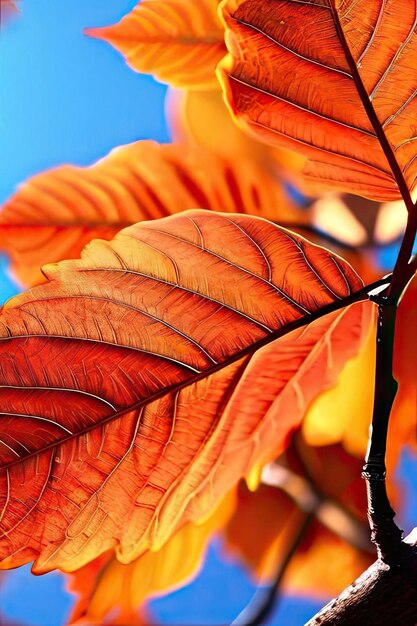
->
<box><xmin>0</xmin><ymin>141</ymin><xmax>299</xmax><ymax>287</ymax></box>
<box><xmin>68</xmin><ymin>490</ymin><xmax>236</xmax><ymax>625</ymax></box>
<box><xmin>0</xmin><ymin>210</ymin><xmax>371</xmax><ymax>573</ymax></box>
<box><xmin>218</xmin><ymin>0</ymin><xmax>417</xmax><ymax>201</ymax></box>
<box><xmin>85</xmin><ymin>0</ymin><xmax>225</xmax><ymax>89</ymax></box>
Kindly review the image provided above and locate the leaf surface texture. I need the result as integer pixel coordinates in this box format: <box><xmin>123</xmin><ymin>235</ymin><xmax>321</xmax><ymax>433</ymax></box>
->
<box><xmin>0</xmin><ymin>141</ymin><xmax>295</xmax><ymax>286</ymax></box>
<box><xmin>0</xmin><ymin>210</ymin><xmax>369</xmax><ymax>572</ymax></box>
<box><xmin>218</xmin><ymin>0</ymin><xmax>417</xmax><ymax>200</ymax></box>
<box><xmin>86</xmin><ymin>0</ymin><xmax>225</xmax><ymax>89</ymax></box>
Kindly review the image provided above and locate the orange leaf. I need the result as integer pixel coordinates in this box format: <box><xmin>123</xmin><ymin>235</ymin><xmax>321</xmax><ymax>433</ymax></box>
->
<box><xmin>388</xmin><ymin>275</ymin><xmax>417</xmax><ymax>462</ymax></box>
<box><xmin>68</xmin><ymin>490</ymin><xmax>236</xmax><ymax>625</ymax></box>
<box><xmin>0</xmin><ymin>210</ymin><xmax>370</xmax><ymax>572</ymax></box>
<box><xmin>0</xmin><ymin>141</ymin><xmax>297</xmax><ymax>287</ymax></box>
<box><xmin>225</xmin><ymin>441</ymin><xmax>373</xmax><ymax>597</ymax></box>
<box><xmin>85</xmin><ymin>0</ymin><xmax>225</xmax><ymax>89</ymax></box>
<box><xmin>218</xmin><ymin>0</ymin><xmax>417</xmax><ymax>201</ymax></box>
<box><xmin>167</xmin><ymin>88</ymin><xmax>305</xmax><ymax>177</ymax></box>
<box><xmin>302</xmin><ymin>314</ymin><xmax>376</xmax><ymax>457</ymax></box>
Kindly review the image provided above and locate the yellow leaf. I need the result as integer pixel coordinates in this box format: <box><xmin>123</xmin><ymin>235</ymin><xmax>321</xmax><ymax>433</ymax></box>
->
<box><xmin>86</xmin><ymin>0</ymin><xmax>226</xmax><ymax>89</ymax></box>
<box><xmin>68</xmin><ymin>490</ymin><xmax>236</xmax><ymax>625</ymax></box>
<box><xmin>302</xmin><ymin>315</ymin><xmax>376</xmax><ymax>457</ymax></box>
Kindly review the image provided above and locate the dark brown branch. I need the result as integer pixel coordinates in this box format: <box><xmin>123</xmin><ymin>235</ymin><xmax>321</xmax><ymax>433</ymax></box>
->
<box><xmin>306</xmin><ymin>531</ymin><xmax>417</xmax><ymax>626</ymax></box>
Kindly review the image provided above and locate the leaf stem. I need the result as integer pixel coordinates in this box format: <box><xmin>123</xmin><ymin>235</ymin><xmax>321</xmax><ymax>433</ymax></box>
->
<box><xmin>362</xmin><ymin>217</ymin><xmax>416</xmax><ymax>563</ymax></box>
<box><xmin>231</xmin><ymin>512</ymin><xmax>314</xmax><ymax>626</ymax></box>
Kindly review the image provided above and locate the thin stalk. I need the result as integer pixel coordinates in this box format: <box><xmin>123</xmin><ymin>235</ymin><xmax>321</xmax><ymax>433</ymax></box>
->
<box><xmin>328</xmin><ymin>0</ymin><xmax>417</xmax><ymax>564</ymax></box>
<box><xmin>231</xmin><ymin>512</ymin><xmax>314</xmax><ymax>626</ymax></box>
<box><xmin>362</xmin><ymin>218</ymin><xmax>416</xmax><ymax>563</ymax></box>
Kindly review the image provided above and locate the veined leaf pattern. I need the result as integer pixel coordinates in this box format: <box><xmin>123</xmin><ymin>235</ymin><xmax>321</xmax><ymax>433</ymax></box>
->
<box><xmin>0</xmin><ymin>141</ymin><xmax>295</xmax><ymax>287</ymax></box>
<box><xmin>86</xmin><ymin>0</ymin><xmax>225</xmax><ymax>89</ymax></box>
<box><xmin>218</xmin><ymin>0</ymin><xmax>417</xmax><ymax>201</ymax></box>
<box><xmin>0</xmin><ymin>210</ymin><xmax>371</xmax><ymax>572</ymax></box>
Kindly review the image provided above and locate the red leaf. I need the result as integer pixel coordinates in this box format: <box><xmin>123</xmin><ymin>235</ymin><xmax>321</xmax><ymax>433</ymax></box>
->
<box><xmin>218</xmin><ymin>0</ymin><xmax>417</xmax><ymax>201</ymax></box>
<box><xmin>0</xmin><ymin>210</ymin><xmax>370</xmax><ymax>572</ymax></box>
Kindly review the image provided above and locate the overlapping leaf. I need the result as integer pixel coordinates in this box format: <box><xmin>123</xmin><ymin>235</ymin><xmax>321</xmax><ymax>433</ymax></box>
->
<box><xmin>302</xmin><ymin>315</ymin><xmax>375</xmax><ymax>456</ymax></box>
<box><xmin>86</xmin><ymin>0</ymin><xmax>225</xmax><ymax>89</ymax></box>
<box><xmin>68</xmin><ymin>490</ymin><xmax>236</xmax><ymax>625</ymax></box>
<box><xmin>225</xmin><ymin>440</ymin><xmax>374</xmax><ymax>596</ymax></box>
<box><xmin>69</xmin><ymin>439</ymin><xmax>375</xmax><ymax>622</ymax></box>
<box><xmin>0</xmin><ymin>141</ymin><xmax>300</xmax><ymax>287</ymax></box>
<box><xmin>218</xmin><ymin>0</ymin><xmax>417</xmax><ymax>201</ymax></box>
<box><xmin>0</xmin><ymin>210</ymin><xmax>370</xmax><ymax>573</ymax></box>
<box><xmin>167</xmin><ymin>88</ymin><xmax>306</xmax><ymax>177</ymax></box>
<box><xmin>389</xmin><ymin>275</ymin><xmax>417</xmax><ymax>458</ymax></box>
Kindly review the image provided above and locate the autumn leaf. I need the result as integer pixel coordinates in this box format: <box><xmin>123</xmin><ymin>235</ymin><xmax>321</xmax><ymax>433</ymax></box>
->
<box><xmin>302</xmin><ymin>315</ymin><xmax>375</xmax><ymax>457</ymax></box>
<box><xmin>167</xmin><ymin>88</ymin><xmax>305</xmax><ymax>177</ymax></box>
<box><xmin>0</xmin><ymin>210</ymin><xmax>371</xmax><ymax>573</ymax></box>
<box><xmin>0</xmin><ymin>140</ymin><xmax>302</xmax><ymax>287</ymax></box>
<box><xmin>68</xmin><ymin>490</ymin><xmax>236</xmax><ymax>625</ymax></box>
<box><xmin>225</xmin><ymin>440</ymin><xmax>374</xmax><ymax>597</ymax></box>
<box><xmin>85</xmin><ymin>0</ymin><xmax>225</xmax><ymax>89</ymax></box>
<box><xmin>387</xmin><ymin>274</ymin><xmax>417</xmax><ymax>462</ymax></box>
<box><xmin>218</xmin><ymin>0</ymin><xmax>417</xmax><ymax>201</ymax></box>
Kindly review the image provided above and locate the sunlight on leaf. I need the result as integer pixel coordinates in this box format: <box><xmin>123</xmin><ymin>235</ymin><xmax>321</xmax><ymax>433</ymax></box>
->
<box><xmin>218</xmin><ymin>0</ymin><xmax>417</xmax><ymax>201</ymax></box>
<box><xmin>0</xmin><ymin>210</ymin><xmax>369</xmax><ymax>573</ymax></box>
<box><xmin>0</xmin><ymin>141</ymin><xmax>299</xmax><ymax>287</ymax></box>
<box><xmin>167</xmin><ymin>88</ymin><xmax>305</xmax><ymax>178</ymax></box>
<box><xmin>68</xmin><ymin>490</ymin><xmax>235</xmax><ymax>625</ymax></box>
<box><xmin>86</xmin><ymin>0</ymin><xmax>225</xmax><ymax>89</ymax></box>
<box><xmin>302</xmin><ymin>316</ymin><xmax>375</xmax><ymax>458</ymax></box>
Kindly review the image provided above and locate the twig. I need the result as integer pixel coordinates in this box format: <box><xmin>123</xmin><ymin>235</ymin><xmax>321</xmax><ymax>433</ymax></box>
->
<box><xmin>231</xmin><ymin>512</ymin><xmax>314</xmax><ymax>626</ymax></box>
<box><xmin>362</xmin><ymin>224</ymin><xmax>417</xmax><ymax>561</ymax></box>
<box><xmin>231</xmin><ymin>456</ymin><xmax>373</xmax><ymax>626</ymax></box>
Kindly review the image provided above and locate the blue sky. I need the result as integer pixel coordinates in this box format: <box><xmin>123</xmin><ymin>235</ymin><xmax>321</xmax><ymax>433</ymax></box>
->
<box><xmin>1</xmin><ymin>2</ymin><xmax>416</xmax><ymax>625</ymax></box>
<box><xmin>0</xmin><ymin>0</ymin><xmax>168</xmax><ymax>204</ymax></box>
